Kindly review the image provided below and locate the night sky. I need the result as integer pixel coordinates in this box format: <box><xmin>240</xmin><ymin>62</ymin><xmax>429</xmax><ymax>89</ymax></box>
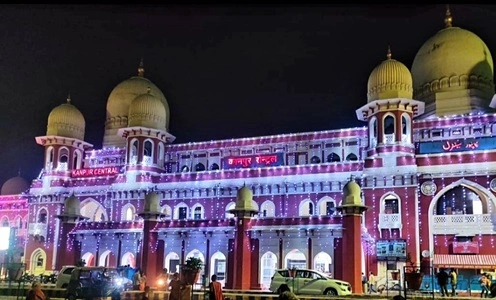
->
<box><xmin>1</xmin><ymin>4</ymin><xmax>496</xmax><ymax>187</ymax></box>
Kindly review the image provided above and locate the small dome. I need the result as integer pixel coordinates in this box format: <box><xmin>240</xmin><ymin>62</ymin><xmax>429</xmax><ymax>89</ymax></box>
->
<box><xmin>128</xmin><ymin>90</ymin><xmax>167</xmax><ymax>130</ymax></box>
<box><xmin>342</xmin><ymin>180</ymin><xmax>362</xmax><ymax>206</ymax></box>
<box><xmin>1</xmin><ymin>176</ymin><xmax>29</xmax><ymax>195</ymax></box>
<box><xmin>231</xmin><ymin>185</ymin><xmax>258</xmax><ymax>212</ymax></box>
<box><xmin>411</xmin><ymin>25</ymin><xmax>494</xmax><ymax>100</ymax></box>
<box><xmin>47</xmin><ymin>97</ymin><xmax>85</xmax><ymax>140</ymax></box>
<box><xmin>367</xmin><ymin>48</ymin><xmax>413</xmax><ymax>102</ymax></box>
<box><xmin>62</xmin><ymin>194</ymin><xmax>81</xmax><ymax>216</ymax></box>
<box><xmin>142</xmin><ymin>192</ymin><xmax>161</xmax><ymax>214</ymax></box>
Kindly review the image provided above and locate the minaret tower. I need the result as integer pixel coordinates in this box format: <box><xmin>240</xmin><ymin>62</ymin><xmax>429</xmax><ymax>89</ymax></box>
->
<box><xmin>118</xmin><ymin>87</ymin><xmax>175</xmax><ymax>174</ymax></box>
<box><xmin>356</xmin><ymin>47</ymin><xmax>424</xmax><ymax>176</ymax></box>
<box><xmin>35</xmin><ymin>95</ymin><xmax>92</xmax><ymax>181</ymax></box>
<box><xmin>227</xmin><ymin>185</ymin><xmax>259</xmax><ymax>290</ymax></box>
<box><xmin>336</xmin><ymin>178</ymin><xmax>368</xmax><ymax>294</ymax></box>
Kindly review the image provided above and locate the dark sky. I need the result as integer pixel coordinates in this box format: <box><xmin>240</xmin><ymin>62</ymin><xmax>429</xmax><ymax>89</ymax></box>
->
<box><xmin>1</xmin><ymin>4</ymin><xmax>496</xmax><ymax>186</ymax></box>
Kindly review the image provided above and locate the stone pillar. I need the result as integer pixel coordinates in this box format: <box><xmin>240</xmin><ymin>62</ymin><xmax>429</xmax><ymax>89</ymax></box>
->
<box><xmin>54</xmin><ymin>221</ymin><xmax>80</xmax><ymax>270</ymax></box>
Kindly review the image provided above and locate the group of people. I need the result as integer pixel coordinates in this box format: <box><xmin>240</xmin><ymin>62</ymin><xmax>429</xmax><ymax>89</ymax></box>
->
<box><xmin>361</xmin><ymin>272</ymin><xmax>377</xmax><ymax>294</ymax></box>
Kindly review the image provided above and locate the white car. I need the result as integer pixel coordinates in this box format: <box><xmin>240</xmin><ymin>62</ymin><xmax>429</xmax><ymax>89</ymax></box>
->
<box><xmin>270</xmin><ymin>268</ymin><xmax>352</xmax><ymax>296</ymax></box>
<box><xmin>55</xmin><ymin>265</ymin><xmax>76</xmax><ymax>289</ymax></box>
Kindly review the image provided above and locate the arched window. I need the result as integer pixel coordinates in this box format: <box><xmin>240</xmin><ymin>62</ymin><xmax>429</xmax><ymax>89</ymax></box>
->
<box><xmin>122</xmin><ymin>205</ymin><xmax>135</xmax><ymax>221</ymax></box>
<box><xmin>384</xmin><ymin>115</ymin><xmax>395</xmax><ymax>135</ymax></box>
<box><xmin>59</xmin><ymin>148</ymin><xmax>69</xmax><ymax>171</ymax></box>
<box><xmin>346</xmin><ymin>153</ymin><xmax>358</xmax><ymax>161</ymax></box>
<box><xmin>181</xmin><ymin>165</ymin><xmax>189</xmax><ymax>172</ymax></box>
<box><xmin>195</xmin><ymin>163</ymin><xmax>205</xmax><ymax>171</ymax></box>
<box><xmin>260</xmin><ymin>201</ymin><xmax>275</xmax><ymax>217</ymax></box>
<box><xmin>210</xmin><ymin>163</ymin><xmax>220</xmax><ymax>171</ymax></box>
<box><xmin>326</xmin><ymin>153</ymin><xmax>340</xmax><ymax>163</ymax></box>
<box><xmin>193</xmin><ymin>206</ymin><xmax>202</xmax><ymax>219</ymax></box>
<box><xmin>436</xmin><ymin>186</ymin><xmax>484</xmax><ymax>215</ymax></box>
<box><xmin>1</xmin><ymin>217</ymin><xmax>9</xmax><ymax>227</ymax></box>
<box><xmin>37</xmin><ymin>209</ymin><xmax>47</xmax><ymax>223</ymax></box>
<box><xmin>369</xmin><ymin>117</ymin><xmax>378</xmax><ymax>148</ymax></box>
<box><xmin>130</xmin><ymin>140</ymin><xmax>139</xmax><ymax>164</ymax></box>
<box><xmin>310</xmin><ymin>156</ymin><xmax>321</xmax><ymax>164</ymax></box>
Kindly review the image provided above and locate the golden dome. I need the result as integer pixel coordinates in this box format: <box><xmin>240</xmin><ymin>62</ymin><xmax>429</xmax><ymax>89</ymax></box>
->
<box><xmin>128</xmin><ymin>89</ymin><xmax>167</xmax><ymax>130</ymax></box>
<box><xmin>342</xmin><ymin>180</ymin><xmax>362</xmax><ymax>206</ymax></box>
<box><xmin>411</xmin><ymin>26</ymin><xmax>494</xmax><ymax>100</ymax></box>
<box><xmin>47</xmin><ymin>96</ymin><xmax>85</xmax><ymax>140</ymax></box>
<box><xmin>105</xmin><ymin>61</ymin><xmax>170</xmax><ymax>126</ymax></box>
<box><xmin>367</xmin><ymin>47</ymin><xmax>413</xmax><ymax>102</ymax></box>
<box><xmin>1</xmin><ymin>175</ymin><xmax>29</xmax><ymax>195</ymax></box>
<box><xmin>230</xmin><ymin>185</ymin><xmax>258</xmax><ymax>213</ymax></box>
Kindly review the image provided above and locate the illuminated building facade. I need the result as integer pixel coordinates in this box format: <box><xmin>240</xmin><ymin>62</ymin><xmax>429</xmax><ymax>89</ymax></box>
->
<box><xmin>0</xmin><ymin>8</ymin><xmax>496</xmax><ymax>291</ymax></box>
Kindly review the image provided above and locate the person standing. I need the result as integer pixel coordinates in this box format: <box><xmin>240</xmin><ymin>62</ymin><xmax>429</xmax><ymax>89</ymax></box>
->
<box><xmin>139</xmin><ymin>270</ymin><xmax>147</xmax><ymax>291</ymax></box>
<box><xmin>449</xmin><ymin>269</ymin><xmax>457</xmax><ymax>297</ymax></box>
<box><xmin>132</xmin><ymin>268</ymin><xmax>142</xmax><ymax>291</ymax></box>
<box><xmin>436</xmin><ymin>268</ymin><xmax>449</xmax><ymax>297</ymax></box>
<box><xmin>26</xmin><ymin>281</ymin><xmax>47</xmax><ymax>300</ymax></box>
<box><xmin>209</xmin><ymin>274</ymin><xmax>224</xmax><ymax>300</ymax></box>
<box><xmin>169</xmin><ymin>272</ymin><xmax>182</xmax><ymax>300</ymax></box>
<box><xmin>368</xmin><ymin>272</ymin><xmax>377</xmax><ymax>294</ymax></box>
<box><xmin>361</xmin><ymin>272</ymin><xmax>368</xmax><ymax>294</ymax></box>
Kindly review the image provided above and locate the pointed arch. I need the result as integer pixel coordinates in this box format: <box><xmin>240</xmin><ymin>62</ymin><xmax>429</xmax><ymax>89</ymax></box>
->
<box><xmin>192</xmin><ymin>203</ymin><xmax>204</xmax><ymax>220</ymax></box>
<box><xmin>45</xmin><ymin>146</ymin><xmax>54</xmax><ymax>170</ymax></box>
<box><xmin>313</xmin><ymin>251</ymin><xmax>332</xmax><ymax>273</ymax></box>
<box><xmin>158</xmin><ymin>142</ymin><xmax>165</xmax><ymax>168</ymax></box>
<box><xmin>130</xmin><ymin>139</ymin><xmax>139</xmax><ymax>164</ymax></box>
<box><xmin>1</xmin><ymin>216</ymin><xmax>9</xmax><ymax>227</ymax></box>
<box><xmin>143</xmin><ymin>139</ymin><xmax>154</xmax><ymax>165</ymax></box>
<box><xmin>80</xmin><ymin>198</ymin><xmax>107</xmax><ymax>222</ymax></box>
<box><xmin>369</xmin><ymin>116</ymin><xmax>378</xmax><ymax>148</ymax></box>
<box><xmin>401</xmin><ymin>113</ymin><xmax>412</xmax><ymax>143</ymax></box>
<box><xmin>121</xmin><ymin>252</ymin><xmax>136</xmax><ymax>268</ymax></box>
<box><xmin>58</xmin><ymin>147</ymin><xmax>70</xmax><ymax>171</ymax></box>
<box><xmin>299</xmin><ymin>199</ymin><xmax>314</xmax><ymax>217</ymax></box>
<box><xmin>73</xmin><ymin>149</ymin><xmax>83</xmax><ymax>169</ymax></box>
<box><xmin>82</xmin><ymin>252</ymin><xmax>95</xmax><ymax>267</ymax></box>
<box><xmin>30</xmin><ymin>248</ymin><xmax>47</xmax><ymax>275</ymax></box>
<box><xmin>185</xmin><ymin>250</ymin><xmax>205</xmax><ymax>284</ymax></box>
<box><xmin>122</xmin><ymin>203</ymin><xmax>136</xmax><ymax>221</ymax></box>
<box><xmin>383</xmin><ymin>113</ymin><xmax>396</xmax><ymax>144</ymax></box>
<box><xmin>284</xmin><ymin>249</ymin><xmax>306</xmax><ymax>269</ymax></box>
<box><xmin>175</xmin><ymin>202</ymin><xmax>189</xmax><ymax>220</ymax></box>
<box><xmin>161</xmin><ymin>205</ymin><xmax>172</xmax><ymax>220</ymax></box>
<box><xmin>165</xmin><ymin>252</ymin><xmax>180</xmax><ymax>273</ymax></box>
<box><xmin>260</xmin><ymin>200</ymin><xmax>275</xmax><ymax>217</ymax></box>
<box><xmin>326</xmin><ymin>152</ymin><xmax>340</xmax><ymax>163</ymax></box>
<box><xmin>210</xmin><ymin>251</ymin><xmax>227</xmax><ymax>286</ymax></box>
<box><xmin>260</xmin><ymin>251</ymin><xmax>277</xmax><ymax>290</ymax></box>
<box><xmin>317</xmin><ymin>196</ymin><xmax>336</xmax><ymax>216</ymax></box>
<box><xmin>225</xmin><ymin>202</ymin><xmax>235</xmax><ymax>219</ymax></box>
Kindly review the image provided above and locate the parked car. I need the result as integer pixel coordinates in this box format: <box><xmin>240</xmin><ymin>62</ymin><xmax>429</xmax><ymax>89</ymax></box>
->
<box><xmin>270</xmin><ymin>268</ymin><xmax>352</xmax><ymax>296</ymax></box>
<box><xmin>65</xmin><ymin>266</ymin><xmax>124</xmax><ymax>300</ymax></box>
<box><xmin>56</xmin><ymin>265</ymin><xmax>76</xmax><ymax>288</ymax></box>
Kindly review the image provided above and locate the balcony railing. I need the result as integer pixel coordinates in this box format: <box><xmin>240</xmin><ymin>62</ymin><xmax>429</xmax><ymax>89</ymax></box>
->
<box><xmin>28</xmin><ymin>223</ymin><xmax>47</xmax><ymax>237</ymax></box>
<box><xmin>432</xmin><ymin>214</ymin><xmax>494</xmax><ymax>235</ymax></box>
<box><xmin>378</xmin><ymin>213</ymin><xmax>402</xmax><ymax>230</ymax></box>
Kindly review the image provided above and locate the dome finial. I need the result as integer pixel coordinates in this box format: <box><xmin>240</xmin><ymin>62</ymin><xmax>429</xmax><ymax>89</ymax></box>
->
<box><xmin>387</xmin><ymin>45</ymin><xmax>392</xmax><ymax>60</ymax></box>
<box><xmin>147</xmin><ymin>86</ymin><xmax>151</xmax><ymax>94</ymax></box>
<box><xmin>444</xmin><ymin>4</ymin><xmax>452</xmax><ymax>28</ymax></box>
<box><xmin>67</xmin><ymin>93</ymin><xmax>71</xmax><ymax>104</ymax></box>
<box><xmin>138</xmin><ymin>57</ymin><xmax>145</xmax><ymax>77</ymax></box>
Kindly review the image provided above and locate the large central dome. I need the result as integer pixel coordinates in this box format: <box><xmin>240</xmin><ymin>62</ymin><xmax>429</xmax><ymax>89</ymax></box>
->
<box><xmin>103</xmin><ymin>60</ymin><xmax>170</xmax><ymax>148</ymax></box>
<box><xmin>411</xmin><ymin>10</ymin><xmax>494</xmax><ymax>116</ymax></box>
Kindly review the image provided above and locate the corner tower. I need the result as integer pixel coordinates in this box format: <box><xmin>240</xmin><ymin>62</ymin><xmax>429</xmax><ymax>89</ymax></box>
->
<box><xmin>356</xmin><ymin>48</ymin><xmax>424</xmax><ymax>177</ymax></box>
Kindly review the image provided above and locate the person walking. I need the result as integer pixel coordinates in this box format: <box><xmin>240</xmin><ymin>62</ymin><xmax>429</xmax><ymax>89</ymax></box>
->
<box><xmin>449</xmin><ymin>269</ymin><xmax>457</xmax><ymax>297</ymax></box>
<box><xmin>368</xmin><ymin>272</ymin><xmax>377</xmax><ymax>294</ymax></box>
<box><xmin>26</xmin><ymin>281</ymin><xmax>46</xmax><ymax>300</ymax></box>
<box><xmin>436</xmin><ymin>268</ymin><xmax>449</xmax><ymax>297</ymax></box>
<box><xmin>209</xmin><ymin>274</ymin><xmax>224</xmax><ymax>300</ymax></box>
<box><xmin>480</xmin><ymin>273</ymin><xmax>491</xmax><ymax>298</ymax></box>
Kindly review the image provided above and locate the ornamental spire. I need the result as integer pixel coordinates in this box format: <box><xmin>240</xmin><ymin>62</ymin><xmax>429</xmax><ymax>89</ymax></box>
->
<box><xmin>444</xmin><ymin>4</ymin><xmax>452</xmax><ymax>28</ymax></box>
<box><xmin>138</xmin><ymin>57</ymin><xmax>145</xmax><ymax>77</ymax></box>
<box><xmin>386</xmin><ymin>45</ymin><xmax>392</xmax><ymax>60</ymax></box>
<box><xmin>67</xmin><ymin>93</ymin><xmax>71</xmax><ymax>104</ymax></box>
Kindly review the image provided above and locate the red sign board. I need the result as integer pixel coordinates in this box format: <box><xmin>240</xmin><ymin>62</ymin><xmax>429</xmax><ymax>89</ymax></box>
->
<box><xmin>452</xmin><ymin>242</ymin><xmax>479</xmax><ymax>254</ymax></box>
<box><xmin>71</xmin><ymin>167</ymin><xmax>120</xmax><ymax>178</ymax></box>
<box><xmin>223</xmin><ymin>153</ymin><xmax>284</xmax><ymax>169</ymax></box>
